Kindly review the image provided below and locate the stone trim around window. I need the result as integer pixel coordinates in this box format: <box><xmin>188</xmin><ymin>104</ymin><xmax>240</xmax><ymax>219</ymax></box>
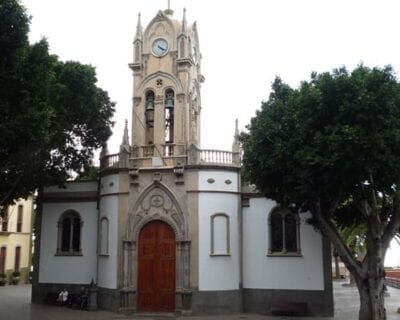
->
<box><xmin>55</xmin><ymin>210</ymin><xmax>83</xmax><ymax>256</ymax></box>
<box><xmin>99</xmin><ymin>216</ymin><xmax>109</xmax><ymax>255</ymax></box>
<box><xmin>267</xmin><ymin>206</ymin><xmax>302</xmax><ymax>257</ymax></box>
<box><xmin>210</xmin><ymin>213</ymin><xmax>230</xmax><ymax>256</ymax></box>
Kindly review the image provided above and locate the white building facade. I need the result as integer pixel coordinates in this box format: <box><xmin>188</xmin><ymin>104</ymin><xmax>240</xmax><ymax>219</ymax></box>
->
<box><xmin>32</xmin><ymin>7</ymin><xmax>333</xmax><ymax>316</ymax></box>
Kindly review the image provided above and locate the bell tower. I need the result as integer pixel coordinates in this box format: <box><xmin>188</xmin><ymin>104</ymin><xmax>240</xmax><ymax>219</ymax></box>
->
<box><xmin>129</xmin><ymin>8</ymin><xmax>204</xmax><ymax>167</ymax></box>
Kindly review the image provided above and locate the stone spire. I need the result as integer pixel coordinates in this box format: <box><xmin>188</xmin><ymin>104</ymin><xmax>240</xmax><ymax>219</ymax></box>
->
<box><xmin>134</xmin><ymin>12</ymin><xmax>143</xmax><ymax>41</ymax></box>
<box><xmin>181</xmin><ymin>8</ymin><xmax>187</xmax><ymax>33</ymax></box>
<box><xmin>232</xmin><ymin>118</ymin><xmax>240</xmax><ymax>153</ymax></box>
<box><xmin>121</xmin><ymin>119</ymin><xmax>130</xmax><ymax>149</ymax></box>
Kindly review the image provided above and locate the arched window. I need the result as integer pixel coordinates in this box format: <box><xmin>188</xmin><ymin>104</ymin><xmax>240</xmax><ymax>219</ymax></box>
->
<box><xmin>210</xmin><ymin>213</ymin><xmax>230</xmax><ymax>255</ymax></box>
<box><xmin>99</xmin><ymin>217</ymin><xmax>109</xmax><ymax>255</ymax></box>
<box><xmin>268</xmin><ymin>208</ymin><xmax>301</xmax><ymax>256</ymax></box>
<box><xmin>164</xmin><ymin>89</ymin><xmax>174</xmax><ymax>146</ymax></box>
<box><xmin>56</xmin><ymin>211</ymin><xmax>83</xmax><ymax>256</ymax></box>
<box><xmin>145</xmin><ymin>90</ymin><xmax>155</xmax><ymax>145</ymax></box>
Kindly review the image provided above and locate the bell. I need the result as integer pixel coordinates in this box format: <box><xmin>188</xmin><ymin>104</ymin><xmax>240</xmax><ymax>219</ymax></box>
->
<box><xmin>165</xmin><ymin>97</ymin><xmax>174</xmax><ymax>109</ymax></box>
<box><xmin>146</xmin><ymin>100</ymin><xmax>154</xmax><ymax>111</ymax></box>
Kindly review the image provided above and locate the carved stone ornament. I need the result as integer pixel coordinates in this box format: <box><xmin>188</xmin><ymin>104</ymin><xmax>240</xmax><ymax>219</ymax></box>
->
<box><xmin>155</xmin><ymin>23</ymin><xmax>167</xmax><ymax>36</ymax></box>
<box><xmin>150</xmin><ymin>194</ymin><xmax>164</xmax><ymax>207</ymax></box>
<box><xmin>207</xmin><ymin>178</ymin><xmax>215</xmax><ymax>184</ymax></box>
<box><xmin>129</xmin><ymin>169</ymin><xmax>139</xmax><ymax>177</ymax></box>
<box><xmin>134</xmin><ymin>214</ymin><xmax>143</xmax><ymax>225</ymax></box>
<box><xmin>174</xmin><ymin>166</ymin><xmax>184</xmax><ymax>177</ymax></box>
<box><xmin>135</xmin><ymin>187</ymin><xmax>181</xmax><ymax>225</ymax></box>
<box><xmin>177</xmin><ymin>93</ymin><xmax>185</xmax><ymax>103</ymax></box>
<box><xmin>153</xmin><ymin>172</ymin><xmax>162</xmax><ymax>181</ymax></box>
<box><xmin>156</xmin><ymin>79</ymin><xmax>163</xmax><ymax>87</ymax></box>
<box><xmin>133</xmin><ymin>97</ymin><xmax>141</xmax><ymax>107</ymax></box>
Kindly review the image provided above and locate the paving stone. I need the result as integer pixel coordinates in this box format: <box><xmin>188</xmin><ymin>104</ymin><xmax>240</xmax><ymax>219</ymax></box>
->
<box><xmin>0</xmin><ymin>281</ymin><xmax>399</xmax><ymax>320</ymax></box>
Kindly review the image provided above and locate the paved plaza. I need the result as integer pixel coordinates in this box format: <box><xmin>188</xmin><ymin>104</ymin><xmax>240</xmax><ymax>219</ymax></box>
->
<box><xmin>0</xmin><ymin>281</ymin><xmax>399</xmax><ymax>320</ymax></box>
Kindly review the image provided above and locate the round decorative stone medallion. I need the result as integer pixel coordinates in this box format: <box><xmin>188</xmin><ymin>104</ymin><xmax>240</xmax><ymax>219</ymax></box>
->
<box><xmin>151</xmin><ymin>194</ymin><xmax>164</xmax><ymax>207</ymax></box>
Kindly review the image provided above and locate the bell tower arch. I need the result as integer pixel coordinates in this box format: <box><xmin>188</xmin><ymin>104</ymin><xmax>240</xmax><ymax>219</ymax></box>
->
<box><xmin>129</xmin><ymin>8</ymin><xmax>204</xmax><ymax>167</ymax></box>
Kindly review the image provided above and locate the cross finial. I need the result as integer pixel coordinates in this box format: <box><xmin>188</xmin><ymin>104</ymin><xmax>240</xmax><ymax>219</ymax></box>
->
<box><xmin>164</xmin><ymin>0</ymin><xmax>174</xmax><ymax>15</ymax></box>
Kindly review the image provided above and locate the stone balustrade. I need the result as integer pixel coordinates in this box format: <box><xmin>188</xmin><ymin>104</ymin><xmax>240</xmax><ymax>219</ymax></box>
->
<box><xmin>100</xmin><ymin>145</ymin><xmax>240</xmax><ymax>170</ymax></box>
<box><xmin>100</xmin><ymin>153</ymin><xmax>119</xmax><ymax>169</ymax></box>
<box><xmin>200</xmin><ymin>149</ymin><xmax>234</xmax><ymax>164</ymax></box>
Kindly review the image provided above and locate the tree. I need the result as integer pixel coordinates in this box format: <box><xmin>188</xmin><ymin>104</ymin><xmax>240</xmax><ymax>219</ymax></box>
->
<box><xmin>241</xmin><ymin>66</ymin><xmax>400</xmax><ymax>320</ymax></box>
<box><xmin>338</xmin><ymin>223</ymin><xmax>367</xmax><ymax>285</ymax></box>
<box><xmin>0</xmin><ymin>0</ymin><xmax>115</xmax><ymax>206</ymax></box>
<box><xmin>75</xmin><ymin>165</ymin><xmax>99</xmax><ymax>181</ymax></box>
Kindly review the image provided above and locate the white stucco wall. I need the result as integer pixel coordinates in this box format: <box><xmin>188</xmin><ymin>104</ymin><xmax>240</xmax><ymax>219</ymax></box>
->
<box><xmin>100</xmin><ymin>174</ymin><xmax>120</xmax><ymax>196</ymax></box>
<box><xmin>198</xmin><ymin>170</ymin><xmax>239</xmax><ymax>193</ymax></box>
<box><xmin>39</xmin><ymin>201</ymin><xmax>98</xmax><ymax>284</ymax></box>
<box><xmin>97</xmin><ymin>173</ymin><xmax>120</xmax><ymax>289</ymax></box>
<box><xmin>97</xmin><ymin>196</ymin><xmax>119</xmax><ymax>289</ymax></box>
<box><xmin>198</xmin><ymin>170</ymin><xmax>240</xmax><ymax>291</ymax></box>
<box><xmin>242</xmin><ymin>197</ymin><xmax>324</xmax><ymax>290</ymax></box>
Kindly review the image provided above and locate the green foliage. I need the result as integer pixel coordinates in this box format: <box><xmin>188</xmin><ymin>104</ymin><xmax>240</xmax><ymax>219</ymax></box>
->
<box><xmin>337</xmin><ymin>223</ymin><xmax>367</xmax><ymax>256</ymax></box>
<box><xmin>0</xmin><ymin>0</ymin><xmax>115</xmax><ymax>206</ymax></box>
<box><xmin>75</xmin><ymin>166</ymin><xmax>99</xmax><ymax>181</ymax></box>
<box><xmin>242</xmin><ymin>65</ymin><xmax>400</xmax><ymax>318</ymax></box>
<box><xmin>242</xmin><ymin>66</ymin><xmax>400</xmax><ymax>215</ymax></box>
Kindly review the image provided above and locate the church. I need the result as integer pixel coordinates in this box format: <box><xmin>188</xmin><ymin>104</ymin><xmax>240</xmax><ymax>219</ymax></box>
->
<box><xmin>32</xmin><ymin>7</ymin><xmax>333</xmax><ymax>317</ymax></box>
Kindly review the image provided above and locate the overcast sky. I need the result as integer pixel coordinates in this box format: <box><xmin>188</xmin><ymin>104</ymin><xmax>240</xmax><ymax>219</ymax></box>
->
<box><xmin>21</xmin><ymin>0</ymin><xmax>400</xmax><ymax>151</ymax></box>
<box><xmin>21</xmin><ymin>0</ymin><xmax>400</xmax><ymax>266</ymax></box>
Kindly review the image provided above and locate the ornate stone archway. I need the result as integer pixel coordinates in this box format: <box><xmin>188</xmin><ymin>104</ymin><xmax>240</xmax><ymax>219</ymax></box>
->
<box><xmin>121</xmin><ymin>182</ymin><xmax>191</xmax><ymax>314</ymax></box>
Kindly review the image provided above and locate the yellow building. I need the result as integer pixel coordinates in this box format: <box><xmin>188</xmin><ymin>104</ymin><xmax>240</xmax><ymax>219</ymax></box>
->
<box><xmin>0</xmin><ymin>196</ymin><xmax>33</xmax><ymax>285</ymax></box>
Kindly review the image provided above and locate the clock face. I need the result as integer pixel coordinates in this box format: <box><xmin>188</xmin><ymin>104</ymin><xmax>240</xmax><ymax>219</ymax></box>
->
<box><xmin>152</xmin><ymin>38</ymin><xmax>169</xmax><ymax>57</ymax></box>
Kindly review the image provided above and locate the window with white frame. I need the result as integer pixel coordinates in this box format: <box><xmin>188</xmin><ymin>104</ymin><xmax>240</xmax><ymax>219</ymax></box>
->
<box><xmin>210</xmin><ymin>213</ymin><xmax>230</xmax><ymax>255</ymax></box>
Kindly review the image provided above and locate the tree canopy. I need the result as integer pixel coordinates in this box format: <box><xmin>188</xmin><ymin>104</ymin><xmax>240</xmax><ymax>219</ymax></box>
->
<box><xmin>242</xmin><ymin>65</ymin><xmax>400</xmax><ymax>320</ymax></box>
<box><xmin>0</xmin><ymin>0</ymin><xmax>115</xmax><ymax>206</ymax></box>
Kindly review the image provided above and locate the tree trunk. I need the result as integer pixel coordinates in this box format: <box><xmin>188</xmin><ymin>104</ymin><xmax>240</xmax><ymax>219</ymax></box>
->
<box><xmin>349</xmin><ymin>273</ymin><xmax>356</xmax><ymax>286</ymax></box>
<box><xmin>355</xmin><ymin>272</ymin><xmax>386</xmax><ymax>320</ymax></box>
<box><xmin>334</xmin><ymin>254</ymin><xmax>340</xmax><ymax>279</ymax></box>
<box><xmin>311</xmin><ymin>202</ymin><xmax>389</xmax><ymax>320</ymax></box>
<box><xmin>352</xmin><ymin>216</ymin><xmax>387</xmax><ymax>320</ymax></box>
<box><xmin>357</xmin><ymin>281</ymin><xmax>374</xmax><ymax>320</ymax></box>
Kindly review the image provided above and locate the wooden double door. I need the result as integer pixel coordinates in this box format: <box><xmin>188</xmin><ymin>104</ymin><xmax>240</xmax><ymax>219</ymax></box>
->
<box><xmin>137</xmin><ymin>220</ymin><xmax>176</xmax><ymax>312</ymax></box>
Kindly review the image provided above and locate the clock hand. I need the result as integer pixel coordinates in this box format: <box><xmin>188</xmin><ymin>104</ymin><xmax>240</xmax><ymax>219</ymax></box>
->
<box><xmin>158</xmin><ymin>45</ymin><xmax>166</xmax><ymax>51</ymax></box>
